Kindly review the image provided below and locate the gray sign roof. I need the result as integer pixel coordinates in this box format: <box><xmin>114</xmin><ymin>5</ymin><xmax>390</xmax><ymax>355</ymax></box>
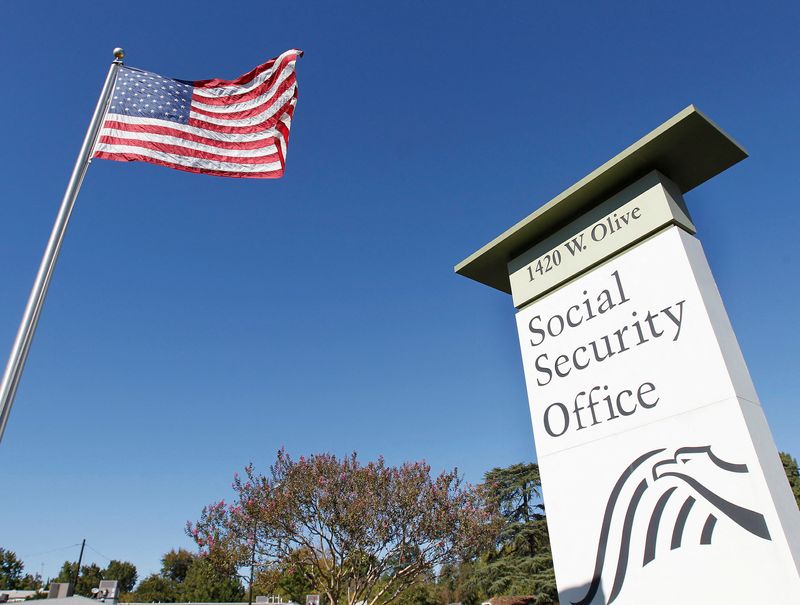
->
<box><xmin>454</xmin><ymin>105</ymin><xmax>747</xmax><ymax>293</ymax></box>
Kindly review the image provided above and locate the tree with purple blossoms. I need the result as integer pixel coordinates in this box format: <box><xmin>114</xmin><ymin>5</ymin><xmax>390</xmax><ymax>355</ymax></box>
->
<box><xmin>188</xmin><ymin>450</ymin><xmax>498</xmax><ymax>605</ymax></box>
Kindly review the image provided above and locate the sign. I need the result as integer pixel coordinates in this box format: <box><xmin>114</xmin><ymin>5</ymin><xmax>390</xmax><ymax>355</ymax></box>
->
<box><xmin>513</xmin><ymin>223</ymin><xmax>800</xmax><ymax>604</ymax></box>
<box><xmin>456</xmin><ymin>108</ymin><xmax>800</xmax><ymax>605</ymax></box>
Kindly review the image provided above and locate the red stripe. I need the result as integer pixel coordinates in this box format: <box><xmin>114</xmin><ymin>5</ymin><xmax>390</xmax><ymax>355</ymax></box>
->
<box><xmin>92</xmin><ymin>151</ymin><xmax>284</xmax><ymax>179</ymax></box>
<box><xmin>191</xmin><ymin>54</ymin><xmax>298</xmax><ymax>106</ymax></box>
<box><xmin>101</xmin><ymin>119</ymin><xmax>279</xmax><ymax>150</ymax></box>
<box><xmin>193</xmin><ymin>50</ymin><xmax>301</xmax><ymax>90</ymax></box>
<box><xmin>191</xmin><ymin>74</ymin><xmax>295</xmax><ymax>120</ymax></box>
<box><xmin>276</xmin><ymin>120</ymin><xmax>290</xmax><ymax>145</ymax></box>
<box><xmin>190</xmin><ymin>75</ymin><xmax>296</xmax><ymax>120</ymax></box>
<box><xmin>97</xmin><ymin>135</ymin><xmax>281</xmax><ymax>165</ymax></box>
<box><xmin>275</xmin><ymin>126</ymin><xmax>289</xmax><ymax>169</ymax></box>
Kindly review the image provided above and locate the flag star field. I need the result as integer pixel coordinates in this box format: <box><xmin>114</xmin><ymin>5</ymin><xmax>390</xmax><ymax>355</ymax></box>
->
<box><xmin>109</xmin><ymin>68</ymin><xmax>193</xmax><ymax>123</ymax></box>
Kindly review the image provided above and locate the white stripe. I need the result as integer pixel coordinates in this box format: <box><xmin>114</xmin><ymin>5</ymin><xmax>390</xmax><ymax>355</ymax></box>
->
<box><xmin>94</xmin><ymin>143</ymin><xmax>282</xmax><ymax>173</ymax></box>
<box><xmin>190</xmin><ymin>85</ymin><xmax>296</xmax><ymax>127</ymax></box>
<box><xmin>192</xmin><ymin>50</ymin><xmax>299</xmax><ymax>99</ymax></box>
<box><xmin>190</xmin><ymin>64</ymin><xmax>295</xmax><ymax>113</ymax></box>
<box><xmin>103</xmin><ymin>113</ymin><xmax>282</xmax><ymax>142</ymax></box>
<box><xmin>99</xmin><ymin>127</ymin><xmax>278</xmax><ymax>158</ymax></box>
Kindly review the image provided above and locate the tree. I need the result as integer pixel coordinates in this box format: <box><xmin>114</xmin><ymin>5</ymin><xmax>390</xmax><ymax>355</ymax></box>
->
<box><xmin>21</xmin><ymin>575</ymin><xmax>45</xmax><ymax>593</ymax></box>
<box><xmin>76</xmin><ymin>563</ymin><xmax>104</xmax><ymax>597</ymax></box>
<box><xmin>54</xmin><ymin>559</ymin><xmax>137</xmax><ymax>596</ymax></box>
<box><xmin>387</xmin><ymin>579</ymin><xmax>438</xmax><ymax>605</ymax></box>
<box><xmin>18</xmin><ymin>574</ymin><xmax>43</xmax><ymax>591</ymax></box>
<box><xmin>104</xmin><ymin>560</ymin><xmax>138</xmax><ymax>594</ymax></box>
<box><xmin>133</xmin><ymin>548</ymin><xmax>242</xmax><ymax>603</ymax></box>
<box><xmin>188</xmin><ymin>450</ymin><xmax>498</xmax><ymax>605</ymax></box>
<box><xmin>436</xmin><ymin>561</ymin><xmax>479</xmax><ymax>605</ymax></box>
<box><xmin>181</xmin><ymin>558</ymin><xmax>243</xmax><ymax>603</ymax></box>
<box><xmin>54</xmin><ymin>562</ymin><xmax>77</xmax><ymax>586</ymax></box>
<box><xmin>135</xmin><ymin>574</ymin><xmax>179</xmax><ymax>603</ymax></box>
<box><xmin>780</xmin><ymin>452</ymin><xmax>800</xmax><ymax>508</ymax></box>
<box><xmin>484</xmin><ymin>464</ymin><xmax>546</xmax><ymax>558</ymax></box>
<box><xmin>252</xmin><ymin>556</ymin><xmax>315</xmax><ymax>603</ymax></box>
<box><xmin>0</xmin><ymin>548</ymin><xmax>25</xmax><ymax>589</ymax></box>
<box><xmin>54</xmin><ymin>560</ymin><xmax>114</xmax><ymax>597</ymax></box>
<box><xmin>454</xmin><ymin>463</ymin><xmax>557</xmax><ymax>605</ymax></box>
<box><xmin>161</xmin><ymin>549</ymin><xmax>196</xmax><ymax>584</ymax></box>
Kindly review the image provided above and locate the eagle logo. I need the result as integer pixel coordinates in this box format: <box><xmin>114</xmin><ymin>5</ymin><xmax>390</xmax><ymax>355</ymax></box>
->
<box><xmin>572</xmin><ymin>446</ymin><xmax>771</xmax><ymax>605</ymax></box>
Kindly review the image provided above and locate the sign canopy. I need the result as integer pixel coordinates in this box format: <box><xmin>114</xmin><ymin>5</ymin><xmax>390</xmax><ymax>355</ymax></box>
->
<box><xmin>454</xmin><ymin>105</ymin><xmax>747</xmax><ymax>294</ymax></box>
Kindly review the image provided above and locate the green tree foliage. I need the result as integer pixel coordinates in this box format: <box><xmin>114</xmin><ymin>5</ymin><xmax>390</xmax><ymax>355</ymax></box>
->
<box><xmin>104</xmin><ymin>560</ymin><xmax>138</xmax><ymax>593</ymax></box>
<box><xmin>484</xmin><ymin>464</ymin><xmax>546</xmax><ymax>557</ymax></box>
<box><xmin>55</xmin><ymin>559</ymin><xmax>138</xmax><ymax>597</ymax></box>
<box><xmin>54</xmin><ymin>562</ymin><xmax>77</xmax><ymax>586</ymax></box>
<box><xmin>132</xmin><ymin>550</ymin><xmax>241</xmax><ymax>603</ymax></box>
<box><xmin>447</xmin><ymin>463</ymin><xmax>557</xmax><ymax>605</ymax></box>
<box><xmin>188</xmin><ymin>450</ymin><xmax>498</xmax><ymax>605</ymax></box>
<box><xmin>181</xmin><ymin>558</ymin><xmax>243</xmax><ymax>603</ymax></box>
<box><xmin>54</xmin><ymin>561</ymin><xmax>99</xmax><ymax>597</ymax></box>
<box><xmin>461</xmin><ymin>557</ymin><xmax>556</xmax><ymax>605</ymax></box>
<box><xmin>436</xmin><ymin>561</ymin><xmax>479</xmax><ymax>605</ymax></box>
<box><xmin>161</xmin><ymin>549</ymin><xmax>196</xmax><ymax>584</ymax></box>
<box><xmin>135</xmin><ymin>574</ymin><xmax>179</xmax><ymax>603</ymax></box>
<box><xmin>387</xmin><ymin>579</ymin><xmax>438</xmax><ymax>605</ymax></box>
<box><xmin>780</xmin><ymin>452</ymin><xmax>800</xmax><ymax>508</ymax></box>
<box><xmin>77</xmin><ymin>563</ymin><xmax>104</xmax><ymax>597</ymax></box>
<box><xmin>252</xmin><ymin>557</ymin><xmax>315</xmax><ymax>604</ymax></box>
<box><xmin>0</xmin><ymin>547</ymin><xmax>41</xmax><ymax>591</ymax></box>
<box><xmin>0</xmin><ymin>548</ymin><xmax>25</xmax><ymax>589</ymax></box>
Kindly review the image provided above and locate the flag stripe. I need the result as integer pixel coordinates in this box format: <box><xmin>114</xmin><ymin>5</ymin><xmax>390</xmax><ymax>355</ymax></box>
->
<box><xmin>94</xmin><ymin>144</ymin><xmax>283</xmax><ymax>173</ymax></box>
<box><xmin>101</xmin><ymin>115</ymin><xmax>282</xmax><ymax>142</ymax></box>
<box><xmin>93</xmin><ymin>151</ymin><xmax>284</xmax><ymax>179</ymax></box>
<box><xmin>191</xmin><ymin>54</ymin><xmax>298</xmax><ymax>106</ymax></box>
<box><xmin>98</xmin><ymin>132</ymin><xmax>280</xmax><ymax>160</ymax></box>
<box><xmin>188</xmin><ymin>85</ymin><xmax>297</xmax><ymax>127</ymax></box>
<box><xmin>92</xmin><ymin>50</ymin><xmax>301</xmax><ymax>178</ymax></box>
<box><xmin>101</xmin><ymin>120</ymin><xmax>280</xmax><ymax>150</ymax></box>
<box><xmin>97</xmin><ymin>137</ymin><xmax>280</xmax><ymax>165</ymax></box>
<box><xmin>190</xmin><ymin>71</ymin><xmax>296</xmax><ymax>117</ymax></box>
<box><xmin>193</xmin><ymin>50</ymin><xmax>301</xmax><ymax>97</ymax></box>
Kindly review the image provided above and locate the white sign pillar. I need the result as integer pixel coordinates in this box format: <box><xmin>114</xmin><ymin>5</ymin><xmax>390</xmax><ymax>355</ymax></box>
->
<box><xmin>456</xmin><ymin>107</ymin><xmax>800</xmax><ymax>604</ymax></box>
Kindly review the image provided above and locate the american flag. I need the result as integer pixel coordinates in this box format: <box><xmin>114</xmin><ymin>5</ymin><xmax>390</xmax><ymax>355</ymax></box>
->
<box><xmin>92</xmin><ymin>49</ymin><xmax>302</xmax><ymax>178</ymax></box>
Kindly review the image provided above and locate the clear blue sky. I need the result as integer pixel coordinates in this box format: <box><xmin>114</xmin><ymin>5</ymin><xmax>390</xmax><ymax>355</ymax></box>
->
<box><xmin>1</xmin><ymin>0</ymin><xmax>798</xmax><ymax>586</ymax></box>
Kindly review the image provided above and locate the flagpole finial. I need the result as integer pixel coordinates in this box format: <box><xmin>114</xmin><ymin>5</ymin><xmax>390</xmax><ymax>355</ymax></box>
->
<box><xmin>113</xmin><ymin>47</ymin><xmax>125</xmax><ymax>61</ymax></box>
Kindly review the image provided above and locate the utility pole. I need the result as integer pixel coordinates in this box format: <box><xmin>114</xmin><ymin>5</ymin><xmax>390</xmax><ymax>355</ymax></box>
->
<box><xmin>73</xmin><ymin>539</ymin><xmax>86</xmax><ymax>591</ymax></box>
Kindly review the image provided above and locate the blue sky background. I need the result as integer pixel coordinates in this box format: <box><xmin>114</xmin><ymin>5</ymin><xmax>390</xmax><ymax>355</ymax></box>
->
<box><xmin>1</xmin><ymin>0</ymin><xmax>798</xmax><ymax>585</ymax></box>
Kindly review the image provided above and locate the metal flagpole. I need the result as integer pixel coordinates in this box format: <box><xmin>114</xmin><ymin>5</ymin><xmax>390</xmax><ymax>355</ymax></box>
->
<box><xmin>0</xmin><ymin>48</ymin><xmax>125</xmax><ymax>445</ymax></box>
